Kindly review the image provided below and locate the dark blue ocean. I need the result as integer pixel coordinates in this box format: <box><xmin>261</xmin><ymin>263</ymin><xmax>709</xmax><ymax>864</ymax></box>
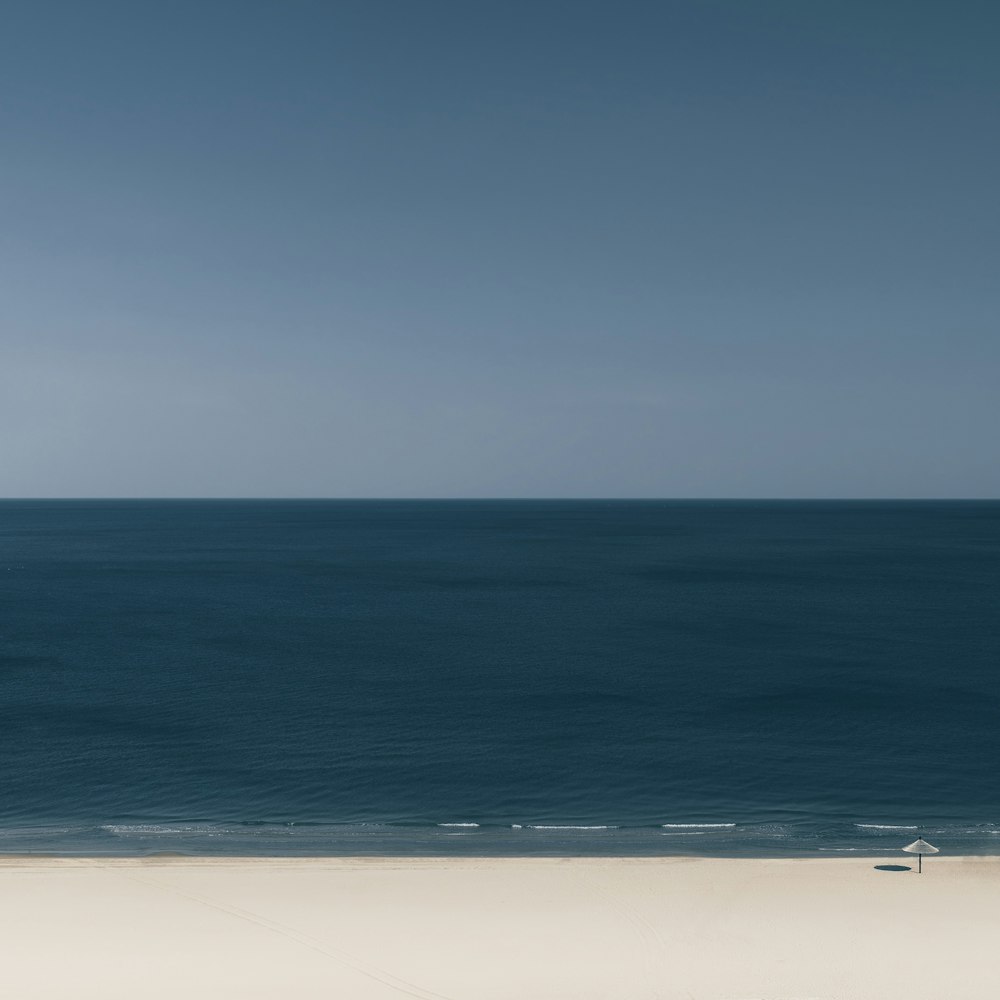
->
<box><xmin>1</xmin><ymin>500</ymin><xmax>998</xmax><ymax>857</ymax></box>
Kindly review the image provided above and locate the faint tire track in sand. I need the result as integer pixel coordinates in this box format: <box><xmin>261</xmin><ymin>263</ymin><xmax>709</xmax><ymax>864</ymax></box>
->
<box><xmin>572</xmin><ymin>866</ymin><xmax>676</xmax><ymax>1000</ymax></box>
<box><xmin>92</xmin><ymin>862</ymin><xmax>462</xmax><ymax>1000</ymax></box>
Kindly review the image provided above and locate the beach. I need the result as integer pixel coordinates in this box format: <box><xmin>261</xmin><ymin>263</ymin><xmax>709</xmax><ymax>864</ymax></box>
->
<box><xmin>1</xmin><ymin>856</ymin><xmax>997</xmax><ymax>999</ymax></box>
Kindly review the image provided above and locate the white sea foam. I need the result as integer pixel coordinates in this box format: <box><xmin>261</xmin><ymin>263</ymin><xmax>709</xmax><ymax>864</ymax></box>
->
<box><xmin>528</xmin><ymin>825</ymin><xmax>617</xmax><ymax>830</ymax></box>
<box><xmin>511</xmin><ymin>824</ymin><xmax>523</xmax><ymax>829</ymax></box>
<box><xmin>0</xmin><ymin>826</ymin><xmax>79</xmax><ymax>838</ymax></box>
<box><xmin>661</xmin><ymin>831</ymin><xmax>707</xmax><ymax>836</ymax></box>
<box><xmin>926</xmin><ymin>826</ymin><xmax>999</xmax><ymax>835</ymax></box>
<box><xmin>437</xmin><ymin>823</ymin><xmax>480</xmax><ymax>828</ymax></box>
<box><xmin>101</xmin><ymin>823</ymin><xmax>267</xmax><ymax>836</ymax></box>
<box><xmin>101</xmin><ymin>824</ymin><xmax>192</xmax><ymax>835</ymax></box>
<box><xmin>661</xmin><ymin>823</ymin><xmax>736</xmax><ymax>829</ymax></box>
<box><xmin>854</xmin><ymin>824</ymin><xmax>918</xmax><ymax>830</ymax></box>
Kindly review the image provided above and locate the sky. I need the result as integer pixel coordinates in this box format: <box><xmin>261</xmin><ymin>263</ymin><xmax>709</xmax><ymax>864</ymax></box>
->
<box><xmin>2</xmin><ymin>0</ymin><xmax>997</xmax><ymax>497</ymax></box>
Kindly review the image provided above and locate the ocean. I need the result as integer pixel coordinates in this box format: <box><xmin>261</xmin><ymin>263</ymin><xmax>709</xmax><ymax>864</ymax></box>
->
<box><xmin>1</xmin><ymin>499</ymin><xmax>998</xmax><ymax>857</ymax></box>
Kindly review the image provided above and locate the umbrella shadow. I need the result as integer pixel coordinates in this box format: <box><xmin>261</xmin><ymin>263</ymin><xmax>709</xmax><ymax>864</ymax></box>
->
<box><xmin>874</xmin><ymin>864</ymin><xmax>912</xmax><ymax>872</ymax></box>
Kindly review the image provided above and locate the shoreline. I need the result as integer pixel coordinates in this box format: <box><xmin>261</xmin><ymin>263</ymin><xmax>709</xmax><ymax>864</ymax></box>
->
<box><xmin>2</xmin><ymin>843</ymin><xmax>999</xmax><ymax>860</ymax></box>
<box><xmin>5</xmin><ymin>817</ymin><xmax>998</xmax><ymax>860</ymax></box>
<box><xmin>2</xmin><ymin>855</ymin><xmax>997</xmax><ymax>998</ymax></box>
<box><xmin>0</xmin><ymin>847</ymin><xmax>1000</xmax><ymax>863</ymax></box>
<box><xmin>2</xmin><ymin>852</ymin><xmax>996</xmax><ymax>867</ymax></box>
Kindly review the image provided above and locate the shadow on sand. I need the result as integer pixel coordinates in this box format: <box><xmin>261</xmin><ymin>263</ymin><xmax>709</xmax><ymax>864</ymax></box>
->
<box><xmin>874</xmin><ymin>864</ymin><xmax>912</xmax><ymax>872</ymax></box>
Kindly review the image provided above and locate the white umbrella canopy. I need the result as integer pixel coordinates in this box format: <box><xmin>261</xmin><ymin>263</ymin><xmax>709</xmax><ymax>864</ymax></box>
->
<box><xmin>901</xmin><ymin>837</ymin><xmax>939</xmax><ymax>872</ymax></box>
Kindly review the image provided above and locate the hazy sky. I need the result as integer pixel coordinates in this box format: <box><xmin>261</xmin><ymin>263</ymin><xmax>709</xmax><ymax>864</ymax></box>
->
<box><xmin>2</xmin><ymin>1</ymin><xmax>997</xmax><ymax>497</ymax></box>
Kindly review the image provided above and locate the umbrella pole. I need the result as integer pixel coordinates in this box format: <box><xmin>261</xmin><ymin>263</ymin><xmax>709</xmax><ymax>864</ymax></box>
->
<box><xmin>918</xmin><ymin>853</ymin><xmax>922</xmax><ymax>874</ymax></box>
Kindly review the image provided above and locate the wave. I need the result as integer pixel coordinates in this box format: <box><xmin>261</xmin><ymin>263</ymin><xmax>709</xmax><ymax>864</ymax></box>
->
<box><xmin>526</xmin><ymin>825</ymin><xmax>618</xmax><ymax>830</ymax></box>
<box><xmin>101</xmin><ymin>822</ymin><xmax>302</xmax><ymax>836</ymax></box>
<box><xmin>661</xmin><ymin>823</ymin><xmax>736</xmax><ymax>829</ymax></box>
<box><xmin>437</xmin><ymin>823</ymin><xmax>480</xmax><ymax>828</ymax></box>
<box><xmin>744</xmin><ymin>824</ymin><xmax>789</xmax><ymax>836</ymax></box>
<box><xmin>925</xmin><ymin>825</ymin><xmax>1000</xmax><ymax>835</ymax></box>
<box><xmin>102</xmin><ymin>824</ymin><xmax>199</xmax><ymax>835</ymax></box>
<box><xmin>0</xmin><ymin>825</ymin><xmax>88</xmax><ymax>838</ymax></box>
<box><xmin>854</xmin><ymin>824</ymin><xmax>918</xmax><ymax>830</ymax></box>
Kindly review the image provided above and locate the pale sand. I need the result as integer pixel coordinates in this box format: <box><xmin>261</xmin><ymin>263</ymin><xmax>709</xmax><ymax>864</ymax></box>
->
<box><xmin>0</xmin><ymin>856</ymin><xmax>997</xmax><ymax>999</ymax></box>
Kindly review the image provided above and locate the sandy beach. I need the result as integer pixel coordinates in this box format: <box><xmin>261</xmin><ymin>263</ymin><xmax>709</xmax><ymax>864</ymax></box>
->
<box><xmin>0</xmin><ymin>855</ymin><xmax>997</xmax><ymax>999</ymax></box>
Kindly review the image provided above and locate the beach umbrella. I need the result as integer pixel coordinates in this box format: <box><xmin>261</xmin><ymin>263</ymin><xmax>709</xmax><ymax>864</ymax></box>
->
<box><xmin>901</xmin><ymin>837</ymin><xmax>939</xmax><ymax>873</ymax></box>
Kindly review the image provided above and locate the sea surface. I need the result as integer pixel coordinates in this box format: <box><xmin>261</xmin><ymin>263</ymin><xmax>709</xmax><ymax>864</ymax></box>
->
<box><xmin>1</xmin><ymin>499</ymin><xmax>998</xmax><ymax>857</ymax></box>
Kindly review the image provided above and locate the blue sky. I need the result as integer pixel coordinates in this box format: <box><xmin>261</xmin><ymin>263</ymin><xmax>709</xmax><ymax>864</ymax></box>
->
<box><xmin>2</xmin><ymin>1</ymin><xmax>997</xmax><ymax>496</ymax></box>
